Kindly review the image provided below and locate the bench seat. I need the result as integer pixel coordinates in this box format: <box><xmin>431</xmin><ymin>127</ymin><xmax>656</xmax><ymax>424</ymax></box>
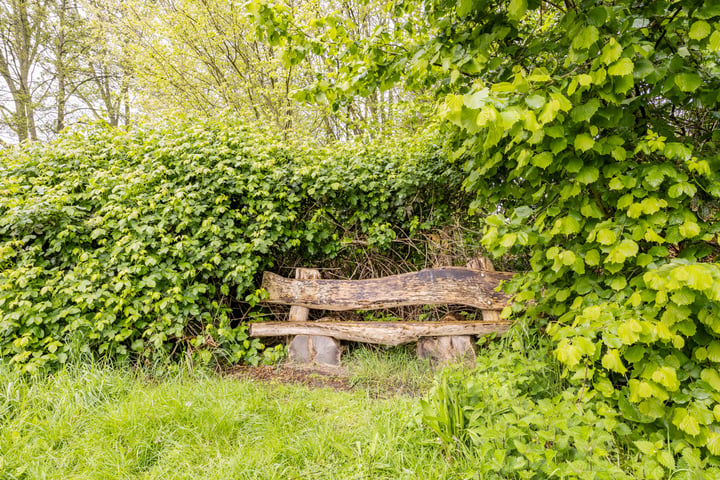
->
<box><xmin>249</xmin><ymin>319</ymin><xmax>512</xmax><ymax>346</ymax></box>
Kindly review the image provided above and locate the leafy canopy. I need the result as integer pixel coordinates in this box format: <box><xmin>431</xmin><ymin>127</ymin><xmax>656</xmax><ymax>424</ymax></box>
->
<box><xmin>251</xmin><ymin>0</ymin><xmax>720</xmax><ymax>467</ymax></box>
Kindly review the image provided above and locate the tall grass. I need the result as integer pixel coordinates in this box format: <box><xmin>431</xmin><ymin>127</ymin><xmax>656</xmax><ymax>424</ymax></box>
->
<box><xmin>0</xmin><ymin>358</ymin><xmax>476</xmax><ymax>480</ymax></box>
<box><xmin>346</xmin><ymin>345</ymin><xmax>435</xmax><ymax>396</ymax></box>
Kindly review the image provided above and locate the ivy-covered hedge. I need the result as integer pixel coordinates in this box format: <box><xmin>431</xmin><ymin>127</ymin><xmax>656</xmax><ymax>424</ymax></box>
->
<box><xmin>0</xmin><ymin>119</ymin><xmax>469</xmax><ymax>372</ymax></box>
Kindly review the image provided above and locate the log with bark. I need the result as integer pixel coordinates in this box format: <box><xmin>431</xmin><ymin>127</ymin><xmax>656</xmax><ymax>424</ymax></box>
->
<box><xmin>261</xmin><ymin>267</ymin><xmax>513</xmax><ymax>312</ymax></box>
<box><xmin>249</xmin><ymin>319</ymin><xmax>511</xmax><ymax>346</ymax></box>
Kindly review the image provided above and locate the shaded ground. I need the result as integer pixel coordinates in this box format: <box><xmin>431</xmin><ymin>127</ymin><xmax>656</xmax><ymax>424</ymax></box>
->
<box><xmin>226</xmin><ymin>361</ymin><xmax>433</xmax><ymax>397</ymax></box>
<box><xmin>227</xmin><ymin>363</ymin><xmax>353</xmax><ymax>392</ymax></box>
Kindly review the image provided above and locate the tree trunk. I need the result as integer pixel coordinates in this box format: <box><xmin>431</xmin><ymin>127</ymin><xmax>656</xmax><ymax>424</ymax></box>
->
<box><xmin>55</xmin><ymin>0</ymin><xmax>67</xmax><ymax>133</ymax></box>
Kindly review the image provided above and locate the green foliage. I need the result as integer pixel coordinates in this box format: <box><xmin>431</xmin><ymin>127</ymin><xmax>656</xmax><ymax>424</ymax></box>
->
<box><xmin>0</xmin><ymin>360</ymin><xmax>462</xmax><ymax>479</ymax></box>
<box><xmin>0</xmin><ymin>118</ymin><xmax>469</xmax><ymax>372</ymax></box>
<box><xmin>422</xmin><ymin>340</ymin><xmax>720</xmax><ymax>478</ymax></box>
<box><xmin>253</xmin><ymin>0</ymin><xmax>720</xmax><ymax>467</ymax></box>
<box><xmin>421</xmin><ymin>342</ymin><xmax>636</xmax><ymax>479</ymax></box>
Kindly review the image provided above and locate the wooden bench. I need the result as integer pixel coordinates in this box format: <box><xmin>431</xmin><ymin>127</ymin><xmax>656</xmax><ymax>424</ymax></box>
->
<box><xmin>249</xmin><ymin>258</ymin><xmax>513</xmax><ymax>366</ymax></box>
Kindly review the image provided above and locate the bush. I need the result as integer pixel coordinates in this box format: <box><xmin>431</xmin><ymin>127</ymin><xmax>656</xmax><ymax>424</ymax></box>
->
<box><xmin>421</xmin><ymin>335</ymin><xmax>720</xmax><ymax>479</ymax></box>
<box><xmin>0</xmin><ymin>118</ymin><xmax>471</xmax><ymax>372</ymax></box>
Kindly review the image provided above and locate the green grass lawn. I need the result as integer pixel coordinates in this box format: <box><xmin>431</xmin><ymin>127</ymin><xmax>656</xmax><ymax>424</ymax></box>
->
<box><xmin>0</xmin><ymin>348</ymin><xmax>480</xmax><ymax>480</ymax></box>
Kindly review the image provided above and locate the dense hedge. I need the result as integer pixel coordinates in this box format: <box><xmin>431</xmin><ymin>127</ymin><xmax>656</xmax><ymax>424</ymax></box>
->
<box><xmin>0</xmin><ymin>119</ymin><xmax>470</xmax><ymax>372</ymax></box>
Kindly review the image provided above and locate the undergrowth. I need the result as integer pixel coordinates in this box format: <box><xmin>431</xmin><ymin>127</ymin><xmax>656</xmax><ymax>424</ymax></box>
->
<box><xmin>420</xmin><ymin>324</ymin><xmax>720</xmax><ymax>479</ymax></box>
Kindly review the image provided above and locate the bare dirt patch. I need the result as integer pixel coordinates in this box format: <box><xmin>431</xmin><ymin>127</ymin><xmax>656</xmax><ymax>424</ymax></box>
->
<box><xmin>227</xmin><ymin>363</ymin><xmax>353</xmax><ymax>392</ymax></box>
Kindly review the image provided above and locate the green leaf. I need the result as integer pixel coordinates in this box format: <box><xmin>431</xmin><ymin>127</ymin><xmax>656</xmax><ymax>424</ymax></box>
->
<box><xmin>689</xmin><ymin>20</ymin><xmax>711</xmax><ymax>40</ymax></box>
<box><xmin>571</xmin><ymin>99</ymin><xmax>600</xmax><ymax>123</ymax></box>
<box><xmin>556</xmin><ymin>339</ymin><xmax>582</xmax><ymax>367</ymax></box>
<box><xmin>572</xmin><ymin>25</ymin><xmax>599</xmax><ymax>50</ymax></box>
<box><xmin>710</xmin><ymin>31</ymin><xmax>720</xmax><ymax>53</ymax></box>
<box><xmin>463</xmin><ymin>88</ymin><xmax>490</xmax><ymax>109</ymax></box>
<box><xmin>560</xmin><ymin>250</ymin><xmax>576</xmax><ymax>266</ymax></box>
<box><xmin>611</xmin><ymin>146</ymin><xmax>627</xmax><ymax>161</ymax></box>
<box><xmin>610</xmin><ymin>276</ymin><xmax>627</xmax><ymax>290</ymax></box>
<box><xmin>525</xmin><ymin>94</ymin><xmax>545</xmax><ymax>109</ymax></box>
<box><xmin>508</xmin><ymin>0</ymin><xmax>527</xmax><ymax>21</ymax></box>
<box><xmin>608</xmin><ymin>57</ymin><xmax>634</xmax><ymax>76</ymax></box>
<box><xmin>679</xmin><ymin>221</ymin><xmax>700</xmax><ymax>238</ymax></box>
<box><xmin>587</xmin><ymin>6</ymin><xmax>608</xmax><ymax>26</ymax></box>
<box><xmin>457</xmin><ymin>0</ymin><xmax>474</xmax><ymax>17</ymax></box>
<box><xmin>674</xmin><ymin>73</ymin><xmax>702</xmax><ymax>92</ymax></box>
<box><xmin>657</xmin><ymin>450</ymin><xmax>675</xmax><ymax>471</ymax></box>
<box><xmin>640</xmin><ymin>197</ymin><xmax>668</xmax><ymax>215</ymax></box>
<box><xmin>651</xmin><ymin>366</ymin><xmax>680</xmax><ymax>391</ymax></box>
<box><xmin>668</xmin><ymin>182</ymin><xmax>697</xmax><ymax>198</ymax></box>
<box><xmin>576</xmin><ymin>166</ymin><xmax>599</xmax><ymax>184</ymax></box>
<box><xmin>644</xmin><ymin>167</ymin><xmax>665</xmax><ymax>188</ymax></box>
<box><xmin>695</xmin><ymin>4</ymin><xmax>720</xmax><ymax>19</ymax></box>
<box><xmin>532</xmin><ymin>152</ymin><xmax>553</xmax><ymax>169</ymax></box>
<box><xmin>707</xmin><ymin>433</ymin><xmax>720</xmax><ymax>456</ymax></box>
<box><xmin>600</xmin><ymin>38</ymin><xmax>623</xmax><ymax>65</ymax></box>
<box><xmin>708</xmin><ymin>341</ymin><xmax>720</xmax><ymax>362</ymax></box>
<box><xmin>634</xmin><ymin>440</ymin><xmax>657</xmax><ymax>455</ymax></box>
<box><xmin>581</xmin><ymin>200</ymin><xmax>603</xmax><ymax>218</ymax></box>
<box><xmin>701</xmin><ymin>368</ymin><xmax>720</xmax><ymax>391</ymax></box>
<box><xmin>673</xmin><ymin>408</ymin><xmax>701</xmax><ymax>436</ymax></box>
<box><xmin>500</xmin><ymin>232</ymin><xmax>517</xmax><ymax>248</ymax></box>
<box><xmin>574</xmin><ymin>134</ymin><xmax>595</xmax><ymax>152</ymax></box>
<box><xmin>596</xmin><ymin>228</ymin><xmax>617</xmax><ymax>246</ymax></box>
<box><xmin>602</xmin><ymin>349</ymin><xmax>627</xmax><ymax>374</ymax></box>
<box><xmin>585</xmin><ymin>249</ymin><xmax>600</xmax><ymax>265</ymax></box>
<box><xmin>618</xmin><ymin>318</ymin><xmax>642</xmax><ymax>344</ymax></box>
<box><xmin>552</xmin><ymin>216</ymin><xmax>582</xmax><ymax>236</ymax></box>
<box><xmin>619</xmin><ymin>395</ymin><xmax>655</xmax><ymax>423</ymax></box>
<box><xmin>606</xmin><ymin>239</ymin><xmax>639</xmax><ymax>264</ymax></box>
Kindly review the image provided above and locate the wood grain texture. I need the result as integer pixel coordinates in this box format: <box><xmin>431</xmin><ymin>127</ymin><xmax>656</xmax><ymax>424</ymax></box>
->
<box><xmin>261</xmin><ymin>267</ymin><xmax>513</xmax><ymax>311</ymax></box>
<box><xmin>466</xmin><ymin>257</ymin><xmax>503</xmax><ymax>322</ymax></box>
<box><xmin>249</xmin><ymin>320</ymin><xmax>511</xmax><ymax>346</ymax></box>
<box><xmin>287</xmin><ymin>268</ymin><xmax>321</xmax><ymax>322</ymax></box>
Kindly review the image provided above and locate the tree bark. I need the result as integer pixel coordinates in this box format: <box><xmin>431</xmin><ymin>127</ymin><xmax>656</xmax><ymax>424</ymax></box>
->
<box><xmin>261</xmin><ymin>267</ymin><xmax>513</xmax><ymax>311</ymax></box>
<box><xmin>287</xmin><ymin>268</ymin><xmax>321</xmax><ymax>322</ymax></box>
<box><xmin>249</xmin><ymin>320</ymin><xmax>511</xmax><ymax>346</ymax></box>
<box><xmin>466</xmin><ymin>256</ymin><xmax>502</xmax><ymax>321</ymax></box>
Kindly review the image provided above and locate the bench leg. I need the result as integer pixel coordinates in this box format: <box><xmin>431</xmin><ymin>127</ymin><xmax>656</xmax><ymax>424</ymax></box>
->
<box><xmin>288</xmin><ymin>335</ymin><xmax>341</xmax><ymax>366</ymax></box>
<box><xmin>417</xmin><ymin>336</ymin><xmax>476</xmax><ymax>367</ymax></box>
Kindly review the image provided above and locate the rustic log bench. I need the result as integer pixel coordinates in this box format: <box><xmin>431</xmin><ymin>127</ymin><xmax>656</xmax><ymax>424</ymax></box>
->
<box><xmin>249</xmin><ymin>258</ymin><xmax>513</xmax><ymax>366</ymax></box>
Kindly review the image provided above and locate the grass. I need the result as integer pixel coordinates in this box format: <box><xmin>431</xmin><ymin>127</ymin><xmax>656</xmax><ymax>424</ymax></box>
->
<box><xmin>0</xmin><ymin>349</ymin><xmax>477</xmax><ymax>480</ymax></box>
<box><xmin>346</xmin><ymin>344</ymin><xmax>435</xmax><ymax>396</ymax></box>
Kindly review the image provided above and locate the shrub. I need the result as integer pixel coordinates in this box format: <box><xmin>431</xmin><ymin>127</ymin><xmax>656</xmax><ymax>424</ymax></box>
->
<box><xmin>422</xmin><ymin>336</ymin><xmax>720</xmax><ymax>479</ymax></box>
<box><xmin>0</xmin><ymin>118</ymin><xmax>471</xmax><ymax>372</ymax></box>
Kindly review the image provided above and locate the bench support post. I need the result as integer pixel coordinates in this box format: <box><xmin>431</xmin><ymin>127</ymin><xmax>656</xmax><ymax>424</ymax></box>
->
<box><xmin>417</xmin><ymin>336</ymin><xmax>476</xmax><ymax>367</ymax></box>
<box><xmin>288</xmin><ymin>268</ymin><xmax>322</xmax><ymax>321</ymax></box>
<box><xmin>467</xmin><ymin>256</ymin><xmax>502</xmax><ymax>322</ymax></box>
<box><xmin>287</xmin><ymin>269</ymin><xmax>342</xmax><ymax>366</ymax></box>
<box><xmin>288</xmin><ymin>335</ymin><xmax>341</xmax><ymax>366</ymax></box>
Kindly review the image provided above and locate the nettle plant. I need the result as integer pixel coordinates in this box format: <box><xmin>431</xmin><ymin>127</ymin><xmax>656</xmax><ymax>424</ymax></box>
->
<box><xmin>0</xmin><ymin>118</ymin><xmax>467</xmax><ymax>372</ymax></box>
<box><xmin>253</xmin><ymin>0</ymin><xmax>720</xmax><ymax>467</ymax></box>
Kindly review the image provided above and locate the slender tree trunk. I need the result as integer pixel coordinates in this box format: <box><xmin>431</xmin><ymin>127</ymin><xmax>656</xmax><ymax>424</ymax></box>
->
<box><xmin>55</xmin><ymin>0</ymin><xmax>67</xmax><ymax>132</ymax></box>
<box><xmin>12</xmin><ymin>97</ymin><xmax>28</xmax><ymax>142</ymax></box>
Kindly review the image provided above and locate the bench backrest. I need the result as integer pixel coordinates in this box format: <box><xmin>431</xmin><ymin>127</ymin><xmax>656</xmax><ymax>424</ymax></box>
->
<box><xmin>261</xmin><ymin>266</ymin><xmax>513</xmax><ymax>313</ymax></box>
